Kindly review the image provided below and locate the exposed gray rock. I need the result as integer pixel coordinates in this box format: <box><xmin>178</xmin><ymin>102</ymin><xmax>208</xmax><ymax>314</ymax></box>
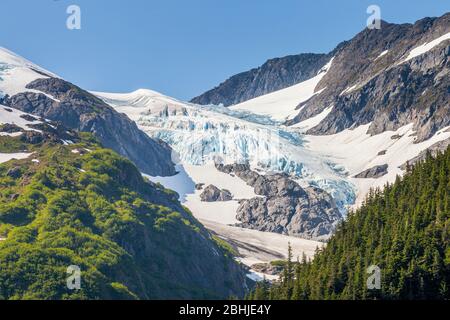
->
<box><xmin>193</xmin><ymin>13</ymin><xmax>449</xmax><ymax>143</ymax></box>
<box><xmin>200</xmin><ymin>185</ymin><xmax>233</xmax><ymax>202</ymax></box>
<box><xmin>19</xmin><ymin>131</ymin><xmax>44</xmax><ymax>144</ymax></box>
<box><xmin>1</xmin><ymin>77</ymin><xmax>176</xmax><ymax>176</ymax></box>
<box><xmin>216</xmin><ymin>163</ymin><xmax>342</xmax><ymax>240</ymax></box>
<box><xmin>195</xmin><ymin>183</ymin><xmax>205</xmax><ymax>190</ymax></box>
<box><xmin>191</xmin><ymin>53</ymin><xmax>331</xmax><ymax>106</ymax></box>
<box><xmin>20</xmin><ymin>114</ymin><xmax>39</xmax><ymax>122</ymax></box>
<box><xmin>354</xmin><ymin>164</ymin><xmax>389</xmax><ymax>178</ymax></box>
<box><xmin>251</xmin><ymin>263</ymin><xmax>284</xmax><ymax>276</ymax></box>
<box><xmin>288</xmin><ymin>14</ymin><xmax>450</xmax><ymax>143</ymax></box>
<box><xmin>0</xmin><ymin>123</ymin><xmax>22</xmax><ymax>133</ymax></box>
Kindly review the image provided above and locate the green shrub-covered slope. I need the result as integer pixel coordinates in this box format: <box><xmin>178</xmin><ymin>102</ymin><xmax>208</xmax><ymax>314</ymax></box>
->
<box><xmin>0</xmin><ymin>125</ymin><xmax>247</xmax><ymax>300</ymax></box>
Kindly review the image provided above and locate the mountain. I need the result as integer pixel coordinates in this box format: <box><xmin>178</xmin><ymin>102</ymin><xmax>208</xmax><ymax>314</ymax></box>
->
<box><xmin>0</xmin><ymin>106</ymin><xmax>249</xmax><ymax>299</ymax></box>
<box><xmin>194</xmin><ymin>14</ymin><xmax>449</xmax><ymax>145</ymax></box>
<box><xmin>191</xmin><ymin>53</ymin><xmax>331</xmax><ymax>106</ymax></box>
<box><xmin>185</xmin><ymin>13</ymin><xmax>450</xmax><ymax>210</ymax></box>
<box><xmin>0</xmin><ymin>48</ymin><xmax>175</xmax><ymax>177</ymax></box>
<box><xmin>250</xmin><ymin>146</ymin><xmax>450</xmax><ymax>300</ymax></box>
<box><xmin>288</xmin><ymin>14</ymin><xmax>450</xmax><ymax>143</ymax></box>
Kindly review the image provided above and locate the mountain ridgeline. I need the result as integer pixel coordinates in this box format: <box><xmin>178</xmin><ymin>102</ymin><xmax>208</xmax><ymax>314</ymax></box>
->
<box><xmin>193</xmin><ymin>13</ymin><xmax>449</xmax><ymax>143</ymax></box>
<box><xmin>0</xmin><ymin>120</ymin><xmax>248</xmax><ymax>299</ymax></box>
<box><xmin>249</xmin><ymin>147</ymin><xmax>450</xmax><ymax>300</ymax></box>
<box><xmin>0</xmin><ymin>77</ymin><xmax>175</xmax><ymax>177</ymax></box>
<box><xmin>191</xmin><ymin>53</ymin><xmax>331</xmax><ymax>106</ymax></box>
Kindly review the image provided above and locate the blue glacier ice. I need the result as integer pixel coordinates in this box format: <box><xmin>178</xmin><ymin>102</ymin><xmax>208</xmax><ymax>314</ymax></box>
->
<box><xmin>134</xmin><ymin>104</ymin><xmax>356</xmax><ymax>214</ymax></box>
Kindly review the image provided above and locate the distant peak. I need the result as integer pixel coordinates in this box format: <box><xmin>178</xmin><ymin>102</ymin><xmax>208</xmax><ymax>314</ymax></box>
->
<box><xmin>0</xmin><ymin>46</ymin><xmax>58</xmax><ymax>78</ymax></box>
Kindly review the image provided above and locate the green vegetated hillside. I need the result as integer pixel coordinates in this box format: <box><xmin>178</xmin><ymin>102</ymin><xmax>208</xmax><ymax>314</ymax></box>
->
<box><xmin>250</xmin><ymin>147</ymin><xmax>450</xmax><ymax>300</ymax></box>
<box><xmin>0</xmin><ymin>123</ymin><xmax>247</xmax><ymax>300</ymax></box>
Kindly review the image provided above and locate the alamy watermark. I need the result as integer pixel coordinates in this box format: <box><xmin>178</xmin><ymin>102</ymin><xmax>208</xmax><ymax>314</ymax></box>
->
<box><xmin>67</xmin><ymin>265</ymin><xmax>81</xmax><ymax>290</ymax></box>
<box><xmin>66</xmin><ymin>4</ymin><xmax>81</xmax><ymax>30</ymax></box>
<box><xmin>366</xmin><ymin>265</ymin><xmax>381</xmax><ymax>290</ymax></box>
<box><xmin>367</xmin><ymin>5</ymin><xmax>381</xmax><ymax>30</ymax></box>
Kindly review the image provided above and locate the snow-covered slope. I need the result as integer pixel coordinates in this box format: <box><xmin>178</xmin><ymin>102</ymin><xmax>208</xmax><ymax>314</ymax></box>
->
<box><xmin>0</xmin><ymin>47</ymin><xmax>57</xmax><ymax>97</ymax></box>
<box><xmin>98</xmin><ymin>83</ymin><xmax>450</xmax><ymax>216</ymax></box>
<box><xmin>304</xmin><ymin>123</ymin><xmax>450</xmax><ymax>207</ymax></box>
<box><xmin>0</xmin><ymin>104</ymin><xmax>42</xmax><ymax>132</ymax></box>
<box><xmin>228</xmin><ymin>58</ymin><xmax>333</xmax><ymax>121</ymax></box>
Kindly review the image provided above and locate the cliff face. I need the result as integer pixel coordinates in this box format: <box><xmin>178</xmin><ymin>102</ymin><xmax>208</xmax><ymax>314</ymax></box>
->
<box><xmin>1</xmin><ymin>77</ymin><xmax>176</xmax><ymax>177</ymax></box>
<box><xmin>216</xmin><ymin>164</ymin><xmax>342</xmax><ymax>241</ymax></box>
<box><xmin>193</xmin><ymin>14</ymin><xmax>449</xmax><ymax>144</ymax></box>
<box><xmin>288</xmin><ymin>14</ymin><xmax>450</xmax><ymax>142</ymax></box>
<box><xmin>191</xmin><ymin>53</ymin><xmax>330</xmax><ymax>106</ymax></box>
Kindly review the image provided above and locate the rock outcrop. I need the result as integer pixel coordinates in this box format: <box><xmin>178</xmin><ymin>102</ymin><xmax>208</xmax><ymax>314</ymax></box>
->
<box><xmin>216</xmin><ymin>163</ymin><xmax>342</xmax><ymax>240</ymax></box>
<box><xmin>354</xmin><ymin>164</ymin><xmax>389</xmax><ymax>179</ymax></box>
<box><xmin>193</xmin><ymin>13</ymin><xmax>449</xmax><ymax>143</ymax></box>
<box><xmin>288</xmin><ymin>14</ymin><xmax>450</xmax><ymax>143</ymax></box>
<box><xmin>200</xmin><ymin>185</ymin><xmax>233</xmax><ymax>202</ymax></box>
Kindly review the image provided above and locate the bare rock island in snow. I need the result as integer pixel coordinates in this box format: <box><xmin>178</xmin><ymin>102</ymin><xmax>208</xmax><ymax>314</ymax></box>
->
<box><xmin>216</xmin><ymin>163</ymin><xmax>342</xmax><ymax>241</ymax></box>
<box><xmin>200</xmin><ymin>184</ymin><xmax>233</xmax><ymax>202</ymax></box>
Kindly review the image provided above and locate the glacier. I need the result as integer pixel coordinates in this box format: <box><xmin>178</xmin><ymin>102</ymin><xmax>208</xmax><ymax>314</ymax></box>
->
<box><xmin>95</xmin><ymin>90</ymin><xmax>356</xmax><ymax>213</ymax></box>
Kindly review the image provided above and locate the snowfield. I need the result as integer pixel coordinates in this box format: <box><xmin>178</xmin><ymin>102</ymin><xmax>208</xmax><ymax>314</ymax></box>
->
<box><xmin>228</xmin><ymin>58</ymin><xmax>333</xmax><ymax>121</ymax></box>
<box><xmin>0</xmin><ymin>47</ymin><xmax>58</xmax><ymax>98</ymax></box>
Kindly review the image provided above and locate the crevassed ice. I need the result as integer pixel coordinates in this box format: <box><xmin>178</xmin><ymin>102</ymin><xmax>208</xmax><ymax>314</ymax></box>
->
<box><xmin>136</xmin><ymin>105</ymin><xmax>356</xmax><ymax>212</ymax></box>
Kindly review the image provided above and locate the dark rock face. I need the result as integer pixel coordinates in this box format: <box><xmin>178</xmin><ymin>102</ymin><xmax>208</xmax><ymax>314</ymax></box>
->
<box><xmin>20</xmin><ymin>131</ymin><xmax>44</xmax><ymax>144</ymax></box>
<box><xmin>193</xmin><ymin>13</ymin><xmax>449</xmax><ymax>142</ymax></box>
<box><xmin>1</xmin><ymin>78</ymin><xmax>175</xmax><ymax>176</ymax></box>
<box><xmin>200</xmin><ymin>185</ymin><xmax>233</xmax><ymax>202</ymax></box>
<box><xmin>0</xmin><ymin>123</ymin><xmax>22</xmax><ymax>133</ymax></box>
<box><xmin>354</xmin><ymin>164</ymin><xmax>389</xmax><ymax>179</ymax></box>
<box><xmin>20</xmin><ymin>114</ymin><xmax>39</xmax><ymax>122</ymax></box>
<box><xmin>6</xmin><ymin>167</ymin><xmax>22</xmax><ymax>179</ymax></box>
<box><xmin>191</xmin><ymin>53</ymin><xmax>330</xmax><ymax>106</ymax></box>
<box><xmin>216</xmin><ymin>163</ymin><xmax>342</xmax><ymax>240</ymax></box>
<box><xmin>195</xmin><ymin>183</ymin><xmax>205</xmax><ymax>190</ymax></box>
<box><xmin>288</xmin><ymin>14</ymin><xmax>450</xmax><ymax>143</ymax></box>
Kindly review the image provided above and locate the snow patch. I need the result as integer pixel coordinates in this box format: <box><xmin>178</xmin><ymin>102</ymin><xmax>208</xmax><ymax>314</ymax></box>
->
<box><xmin>0</xmin><ymin>47</ymin><xmax>59</xmax><ymax>98</ymax></box>
<box><xmin>0</xmin><ymin>152</ymin><xmax>31</xmax><ymax>164</ymax></box>
<box><xmin>401</xmin><ymin>32</ymin><xmax>450</xmax><ymax>63</ymax></box>
<box><xmin>291</xmin><ymin>106</ymin><xmax>333</xmax><ymax>132</ymax></box>
<box><xmin>0</xmin><ymin>105</ymin><xmax>42</xmax><ymax>132</ymax></box>
<box><xmin>375</xmin><ymin>50</ymin><xmax>389</xmax><ymax>60</ymax></box>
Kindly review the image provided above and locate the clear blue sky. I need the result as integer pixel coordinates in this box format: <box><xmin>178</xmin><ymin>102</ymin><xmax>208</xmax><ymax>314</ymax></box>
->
<box><xmin>1</xmin><ymin>0</ymin><xmax>448</xmax><ymax>100</ymax></box>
